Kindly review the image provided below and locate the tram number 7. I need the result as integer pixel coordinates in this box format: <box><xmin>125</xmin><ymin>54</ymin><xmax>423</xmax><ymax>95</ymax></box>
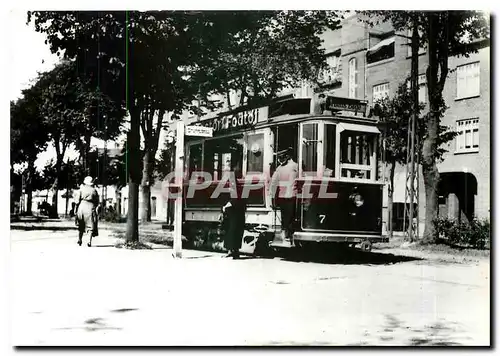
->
<box><xmin>319</xmin><ymin>215</ymin><xmax>326</xmax><ymax>224</ymax></box>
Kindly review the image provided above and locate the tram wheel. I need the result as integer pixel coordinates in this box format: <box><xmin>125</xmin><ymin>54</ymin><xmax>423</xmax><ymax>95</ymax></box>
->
<box><xmin>360</xmin><ymin>240</ymin><xmax>372</xmax><ymax>252</ymax></box>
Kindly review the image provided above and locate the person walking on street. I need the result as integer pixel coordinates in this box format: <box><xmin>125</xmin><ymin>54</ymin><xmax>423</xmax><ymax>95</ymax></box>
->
<box><xmin>74</xmin><ymin>176</ymin><xmax>100</xmax><ymax>247</ymax></box>
<box><xmin>270</xmin><ymin>148</ymin><xmax>298</xmax><ymax>242</ymax></box>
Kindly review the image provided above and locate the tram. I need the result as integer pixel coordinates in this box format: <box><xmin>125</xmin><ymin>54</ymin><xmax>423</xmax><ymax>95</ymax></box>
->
<box><xmin>180</xmin><ymin>94</ymin><xmax>388</xmax><ymax>254</ymax></box>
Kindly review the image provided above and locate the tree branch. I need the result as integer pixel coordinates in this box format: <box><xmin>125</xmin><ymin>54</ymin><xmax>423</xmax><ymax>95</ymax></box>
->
<box><xmin>437</xmin><ymin>12</ymin><xmax>450</xmax><ymax>93</ymax></box>
<box><xmin>153</xmin><ymin>109</ymin><xmax>165</xmax><ymax>153</ymax></box>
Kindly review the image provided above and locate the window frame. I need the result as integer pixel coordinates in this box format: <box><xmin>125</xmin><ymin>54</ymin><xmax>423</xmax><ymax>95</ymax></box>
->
<box><xmin>372</xmin><ymin>82</ymin><xmax>390</xmax><ymax>103</ymax></box>
<box><xmin>348</xmin><ymin>57</ymin><xmax>358</xmax><ymax>99</ymax></box>
<box><xmin>406</xmin><ymin>29</ymin><xmax>426</xmax><ymax>57</ymax></box>
<box><xmin>335</xmin><ymin>123</ymin><xmax>379</xmax><ymax>183</ymax></box>
<box><xmin>456</xmin><ymin>62</ymin><xmax>480</xmax><ymax>100</ymax></box>
<box><xmin>299</xmin><ymin>121</ymin><xmax>323</xmax><ymax>178</ymax></box>
<box><xmin>455</xmin><ymin>118</ymin><xmax>480</xmax><ymax>154</ymax></box>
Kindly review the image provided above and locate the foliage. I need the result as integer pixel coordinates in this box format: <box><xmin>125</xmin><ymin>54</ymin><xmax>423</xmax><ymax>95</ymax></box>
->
<box><xmin>374</xmin><ymin>81</ymin><xmax>425</xmax><ymax>165</ymax></box>
<box><xmin>10</xmin><ymin>95</ymin><xmax>49</xmax><ymax>167</ymax></box>
<box><xmin>194</xmin><ymin>11</ymin><xmax>342</xmax><ymax>108</ymax></box>
<box><xmin>101</xmin><ymin>207</ymin><xmax>126</xmax><ymax>223</ymax></box>
<box><xmin>433</xmin><ymin>217</ymin><xmax>490</xmax><ymax>250</ymax></box>
<box><xmin>374</xmin><ymin>81</ymin><xmax>457</xmax><ymax>165</ymax></box>
<box><xmin>28</xmin><ymin>10</ymin><xmax>344</xmax><ymax>237</ymax></box>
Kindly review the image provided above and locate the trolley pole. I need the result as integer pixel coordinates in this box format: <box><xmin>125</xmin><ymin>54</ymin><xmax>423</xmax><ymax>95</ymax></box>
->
<box><xmin>404</xmin><ymin>14</ymin><xmax>420</xmax><ymax>242</ymax></box>
<box><xmin>173</xmin><ymin>120</ymin><xmax>185</xmax><ymax>258</ymax></box>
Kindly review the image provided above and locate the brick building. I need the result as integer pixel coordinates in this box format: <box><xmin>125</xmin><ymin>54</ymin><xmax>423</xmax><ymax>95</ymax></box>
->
<box><xmin>312</xmin><ymin>14</ymin><xmax>490</xmax><ymax>233</ymax></box>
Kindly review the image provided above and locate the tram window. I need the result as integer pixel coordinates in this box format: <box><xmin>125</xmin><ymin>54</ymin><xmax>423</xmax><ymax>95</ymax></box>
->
<box><xmin>340</xmin><ymin>131</ymin><xmax>374</xmax><ymax>179</ymax></box>
<box><xmin>188</xmin><ymin>144</ymin><xmax>202</xmax><ymax>176</ymax></box>
<box><xmin>323</xmin><ymin>124</ymin><xmax>336</xmax><ymax>177</ymax></box>
<box><xmin>203</xmin><ymin>134</ymin><xmax>244</xmax><ymax>181</ymax></box>
<box><xmin>302</xmin><ymin>123</ymin><xmax>318</xmax><ymax>176</ymax></box>
<box><xmin>247</xmin><ymin>133</ymin><xmax>264</xmax><ymax>173</ymax></box>
<box><xmin>272</xmin><ymin>124</ymin><xmax>298</xmax><ymax>176</ymax></box>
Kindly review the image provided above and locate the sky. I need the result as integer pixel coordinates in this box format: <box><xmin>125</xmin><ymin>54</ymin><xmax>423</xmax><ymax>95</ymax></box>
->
<box><xmin>7</xmin><ymin>10</ymin><xmax>123</xmax><ymax>172</ymax></box>
<box><xmin>8</xmin><ymin>9</ymin><xmax>60</xmax><ymax>101</ymax></box>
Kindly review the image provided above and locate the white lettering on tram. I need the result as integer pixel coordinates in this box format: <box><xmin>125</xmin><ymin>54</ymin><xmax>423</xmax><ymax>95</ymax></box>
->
<box><xmin>186</xmin><ymin>172</ymin><xmax>212</xmax><ymax>199</ymax></box>
<box><xmin>211</xmin><ymin>172</ymin><xmax>238</xmax><ymax>199</ymax></box>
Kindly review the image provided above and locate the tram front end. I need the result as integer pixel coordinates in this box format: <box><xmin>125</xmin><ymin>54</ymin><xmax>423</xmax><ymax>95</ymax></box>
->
<box><xmin>291</xmin><ymin>179</ymin><xmax>387</xmax><ymax>252</ymax></box>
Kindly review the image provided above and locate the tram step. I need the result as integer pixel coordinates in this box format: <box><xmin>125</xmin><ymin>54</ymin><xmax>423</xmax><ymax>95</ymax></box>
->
<box><xmin>270</xmin><ymin>239</ymin><xmax>293</xmax><ymax>249</ymax></box>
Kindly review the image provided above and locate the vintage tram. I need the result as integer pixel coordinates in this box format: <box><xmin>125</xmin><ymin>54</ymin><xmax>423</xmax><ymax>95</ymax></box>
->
<box><xmin>180</xmin><ymin>95</ymin><xmax>388</xmax><ymax>254</ymax></box>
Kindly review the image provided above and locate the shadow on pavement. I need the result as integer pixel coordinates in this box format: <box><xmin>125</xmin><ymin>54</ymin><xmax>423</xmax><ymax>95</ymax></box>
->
<box><xmin>277</xmin><ymin>246</ymin><xmax>422</xmax><ymax>265</ymax></box>
<box><xmin>110</xmin><ymin>308</ymin><xmax>138</xmax><ymax>313</ymax></box>
<box><xmin>375</xmin><ymin>314</ymin><xmax>466</xmax><ymax>346</ymax></box>
<box><xmin>11</xmin><ymin>225</ymin><xmax>75</xmax><ymax>232</ymax></box>
<box><xmin>54</xmin><ymin>317</ymin><xmax>122</xmax><ymax>333</ymax></box>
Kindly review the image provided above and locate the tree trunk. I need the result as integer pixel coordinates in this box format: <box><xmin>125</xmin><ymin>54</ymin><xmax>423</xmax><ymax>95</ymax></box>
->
<box><xmin>25</xmin><ymin>159</ymin><xmax>35</xmax><ymax>215</ymax></box>
<box><xmin>125</xmin><ymin>107</ymin><xmax>141</xmax><ymax>242</ymax></box>
<box><xmin>421</xmin><ymin>13</ymin><xmax>442</xmax><ymax>244</ymax></box>
<box><xmin>51</xmin><ymin>180</ymin><xmax>59</xmax><ymax>218</ymax></box>
<box><xmin>140</xmin><ymin>151</ymin><xmax>152</xmax><ymax>223</ymax></box>
<box><xmin>387</xmin><ymin>160</ymin><xmax>396</xmax><ymax>240</ymax></box>
<box><xmin>115</xmin><ymin>186</ymin><xmax>122</xmax><ymax>217</ymax></box>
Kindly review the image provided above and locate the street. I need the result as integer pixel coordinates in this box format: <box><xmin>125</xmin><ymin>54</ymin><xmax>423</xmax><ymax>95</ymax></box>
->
<box><xmin>10</xmin><ymin>225</ymin><xmax>490</xmax><ymax>346</ymax></box>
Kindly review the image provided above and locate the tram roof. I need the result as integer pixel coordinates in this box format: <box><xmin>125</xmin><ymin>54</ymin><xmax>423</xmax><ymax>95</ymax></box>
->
<box><xmin>180</xmin><ymin>95</ymin><xmax>379</xmax><ymax>137</ymax></box>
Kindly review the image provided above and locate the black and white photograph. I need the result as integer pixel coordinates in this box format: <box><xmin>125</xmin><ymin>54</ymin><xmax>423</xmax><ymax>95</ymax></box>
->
<box><xmin>6</xmin><ymin>7</ymin><xmax>492</xmax><ymax>347</ymax></box>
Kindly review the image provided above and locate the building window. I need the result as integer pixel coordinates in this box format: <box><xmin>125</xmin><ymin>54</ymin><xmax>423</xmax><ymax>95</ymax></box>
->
<box><xmin>407</xmin><ymin>29</ymin><xmax>426</xmax><ymax>57</ymax></box>
<box><xmin>318</xmin><ymin>53</ymin><xmax>341</xmax><ymax>86</ymax></box>
<box><xmin>348</xmin><ymin>58</ymin><xmax>358</xmax><ymax>99</ymax></box>
<box><xmin>372</xmin><ymin>83</ymin><xmax>390</xmax><ymax>103</ymax></box>
<box><xmin>418</xmin><ymin>74</ymin><xmax>426</xmax><ymax>104</ymax></box>
<box><xmin>407</xmin><ymin>75</ymin><xmax>427</xmax><ymax>104</ymax></box>
<box><xmin>367</xmin><ymin>36</ymin><xmax>395</xmax><ymax>64</ymax></box>
<box><xmin>456</xmin><ymin>62</ymin><xmax>480</xmax><ymax>99</ymax></box>
<box><xmin>456</xmin><ymin>119</ymin><xmax>479</xmax><ymax>153</ymax></box>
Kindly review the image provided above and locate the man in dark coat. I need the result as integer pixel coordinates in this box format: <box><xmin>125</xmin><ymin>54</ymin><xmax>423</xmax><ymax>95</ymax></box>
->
<box><xmin>222</xmin><ymin>183</ymin><xmax>246</xmax><ymax>259</ymax></box>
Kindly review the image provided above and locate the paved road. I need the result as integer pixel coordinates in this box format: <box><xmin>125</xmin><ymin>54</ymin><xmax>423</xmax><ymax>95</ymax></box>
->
<box><xmin>10</xmin><ymin>225</ymin><xmax>490</xmax><ymax>346</ymax></box>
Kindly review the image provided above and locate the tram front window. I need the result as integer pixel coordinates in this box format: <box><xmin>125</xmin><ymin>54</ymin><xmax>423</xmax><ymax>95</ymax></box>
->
<box><xmin>340</xmin><ymin>131</ymin><xmax>375</xmax><ymax>180</ymax></box>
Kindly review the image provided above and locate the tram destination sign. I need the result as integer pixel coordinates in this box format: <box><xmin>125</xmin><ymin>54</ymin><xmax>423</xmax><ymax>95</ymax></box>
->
<box><xmin>200</xmin><ymin>108</ymin><xmax>260</xmax><ymax>134</ymax></box>
<box><xmin>185</xmin><ymin>125</ymin><xmax>213</xmax><ymax>137</ymax></box>
<box><xmin>326</xmin><ymin>96</ymin><xmax>367</xmax><ymax>115</ymax></box>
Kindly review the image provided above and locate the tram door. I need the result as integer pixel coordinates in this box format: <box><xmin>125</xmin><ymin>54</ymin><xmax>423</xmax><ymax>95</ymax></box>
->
<box><xmin>271</xmin><ymin>124</ymin><xmax>299</xmax><ymax>234</ymax></box>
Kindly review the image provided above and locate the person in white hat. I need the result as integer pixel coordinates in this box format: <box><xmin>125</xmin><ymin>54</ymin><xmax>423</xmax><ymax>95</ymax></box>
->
<box><xmin>74</xmin><ymin>176</ymin><xmax>100</xmax><ymax>247</ymax></box>
<box><xmin>269</xmin><ymin>147</ymin><xmax>298</xmax><ymax>242</ymax></box>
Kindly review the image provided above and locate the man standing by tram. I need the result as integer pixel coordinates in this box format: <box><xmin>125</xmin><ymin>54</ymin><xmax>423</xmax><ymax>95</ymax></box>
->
<box><xmin>270</xmin><ymin>148</ymin><xmax>298</xmax><ymax>242</ymax></box>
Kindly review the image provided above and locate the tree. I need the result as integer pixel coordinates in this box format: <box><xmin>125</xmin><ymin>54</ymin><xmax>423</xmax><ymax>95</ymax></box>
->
<box><xmin>374</xmin><ymin>82</ymin><xmax>425</xmax><ymax>239</ymax></box>
<box><xmin>10</xmin><ymin>89</ymin><xmax>50</xmax><ymax>215</ymax></box>
<box><xmin>26</xmin><ymin>61</ymin><xmax>121</xmax><ymax>217</ymax></box>
<box><xmin>194</xmin><ymin>11</ymin><xmax>341</xmax><ymax>108</ymax></box>
<box><xmin>361</xmin><ymin>11</ymin><xmax>489</xmax><ymax>242</ymax></box>
<box><xmin>29</xmin><ymin>11</ymin><xmax>343</xmax><ymax>240</ymax></box>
